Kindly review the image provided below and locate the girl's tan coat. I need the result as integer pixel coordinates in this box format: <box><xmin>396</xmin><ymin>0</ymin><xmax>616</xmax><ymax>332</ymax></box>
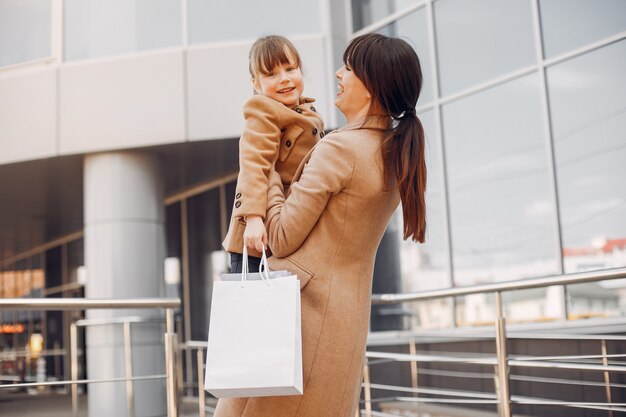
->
<box><xmin>222</xmin><ymin>94</ymin><xmax>324</xmax><ymax>258</ymax></box>
<box><xmin>214</xmin><ymin>117</ymin><xmax>400</xmax><ymax>417</ymax></box>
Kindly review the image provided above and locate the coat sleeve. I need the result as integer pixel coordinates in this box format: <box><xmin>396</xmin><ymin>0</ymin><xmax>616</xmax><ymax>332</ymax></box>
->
<box><xmin>266</xmin><ymin>134</ymin><xmax>356</xmax><ymax>257</ymax></box>
<box><xmin>232</xmin><ymin>95</ymin><xmax>282</xmax><ymax>219</ymax></box>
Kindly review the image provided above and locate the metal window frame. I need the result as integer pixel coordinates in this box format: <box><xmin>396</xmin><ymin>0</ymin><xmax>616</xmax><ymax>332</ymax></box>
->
<box><xmin>347</xmin><ymin>0</ymin><xmax>626</xmax><ymax>320</ymax></box>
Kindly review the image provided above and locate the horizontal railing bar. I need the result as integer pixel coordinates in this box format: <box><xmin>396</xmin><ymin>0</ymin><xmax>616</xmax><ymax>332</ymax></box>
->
<box><xmin>365</xmin><ymin>383</ymin><xmax>496</xmax><ymax>399</ymax></box>
<box><xmin>363</xmin><ymin>396</ymin><xmax>499</xmax><ymax>405</ymax></box>
<box><xmin>366</xmin><ymin>350</ymin><xmax>626</xmax><ymax>372</ymax></box>
<box><xmin>362</xmin><ymin>411</ymin><xmax>423</xmax><ymax>417</ymax></box>
<box><xmin>75</xmin><ymin>316</ymin><xmax>164</xmax><ymax>326</ymax></box>
<box><xmin>372</xmin><ymin>267</ymin><xmax>626</xmax><ymax>304</ymax></box>
<box><xmin>0</xmin><ymin>298</ymin><xmax>180</xmax><ymax>310</ymax></box>
<box><xmin>511</xmin><ymin>374</ymin><xmax>626</xmax><ymax>389</ymax></box>
<box><xmin>509</xmin><ymin>359</ymin><xmax>626</xmax><ymax>372</ymax></box>
<box><xmin>514</xmin><ymin>399</ymin><xmax>626</xmax><ymax>408</ymax></box>
<box><xmin>366</xmin><ymin>351</ymin><xmax>497</xmax><ymax>365</ymax></box>
<box><xmin>511</xmin><ymin>353</ymin><xmax>626</xmax><ymax>362</ymax></box>
<box><xmin>505</xmin><ymin>332</ymin><xmax>626</xmax><ymax>341</ymax></box>
<box><xmin>370</xmin><ymin>330</ymin><xmax>626</xmax><ymax>342</ymax></box>
<box><xmin>396</xmin><ymin>397</ymin><xmax>499</xmax><ymax>404</ymax></box>
<box><xmin>413</xmin><ymin>367</ymin><xmax>626</xmax><ymax>389</ymax></box>
<box><xmin>182</xmin><ymin>341</ymin><xmax>208</xmax><ymax>349</ymax></box>
<box><xmin>0</xmin><ymin>374</ymin><xmax>166</xmax><ymax>389</ymax></box>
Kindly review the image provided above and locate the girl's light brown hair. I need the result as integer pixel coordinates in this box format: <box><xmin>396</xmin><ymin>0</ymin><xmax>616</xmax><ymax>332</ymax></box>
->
<box><xmin>249</xmin><ymin>35</ymin><xmax>302</xmax><ymax>79</ymax></box>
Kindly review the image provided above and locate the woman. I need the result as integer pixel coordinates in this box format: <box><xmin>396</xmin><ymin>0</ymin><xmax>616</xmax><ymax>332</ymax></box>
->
<box><xmin>214</xmin><ymin>33</ymin><xmax>426</xmax><ymax>417</ymax></box>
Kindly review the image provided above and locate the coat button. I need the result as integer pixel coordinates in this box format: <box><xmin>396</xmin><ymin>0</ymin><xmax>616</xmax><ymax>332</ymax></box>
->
<box><xmin>235</xmin><ymin>201</ymin><xmax>241</xmax><ymax>208</ymax></box>
<box><xmin>285</xmin><ymin>140</ymin><xmax>292</xmax><ymax>147</ymax></box>
<box><xmin>295</xmin><ymin>108</ymin><xmax>302</xmax><ymax>114</ymax></box>
<box><xmin>312</xmin><ymin>128</ymin><xmax>318</xmax><ymax>135</ymax></box>
<box><xmin>310</xmin><ymin>106</ymin><xmax>316</xmax><ymax>112</ymax></box>
<box><xmin>235</xmin><ymin>192</ymin><xmax>242</xmax><ymax>199</ymax></box>
<box><xmin>320</xmin><ymin>131</ymin><xmax>325</xmax><ymax>138</ymax></box>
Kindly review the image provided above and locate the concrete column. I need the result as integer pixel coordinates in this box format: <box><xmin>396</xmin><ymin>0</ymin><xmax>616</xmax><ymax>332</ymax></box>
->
<box><xmin>84</xmin><ymin>152</ymin><xmax>166</xmax><ymax>417</ymax></box>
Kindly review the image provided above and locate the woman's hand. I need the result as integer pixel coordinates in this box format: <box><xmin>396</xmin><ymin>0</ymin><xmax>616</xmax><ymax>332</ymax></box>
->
<box><xmin>243</xmin><ymin>215</ymin><xmax>268</xmax><ymax>253</ymax></box>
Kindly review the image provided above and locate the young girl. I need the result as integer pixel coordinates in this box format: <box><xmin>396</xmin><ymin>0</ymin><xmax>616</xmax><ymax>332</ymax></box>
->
<box><xmin>222</xmin><ymin>35</ymin><xmax>324</xmax><ymax>273</ymax></box>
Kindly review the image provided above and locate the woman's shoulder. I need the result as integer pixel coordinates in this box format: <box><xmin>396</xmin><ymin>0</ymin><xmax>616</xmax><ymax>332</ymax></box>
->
<box><xmin>324</xmin><ymin>125</ymin><xmax>384</xmax><ymax>147</ymax></box>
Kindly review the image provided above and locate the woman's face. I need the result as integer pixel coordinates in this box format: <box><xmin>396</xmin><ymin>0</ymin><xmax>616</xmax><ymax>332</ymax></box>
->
<box><xmin>335</xmin><ymin>64</ymin><xmax>372</xmax><ymax>122</ymax></box>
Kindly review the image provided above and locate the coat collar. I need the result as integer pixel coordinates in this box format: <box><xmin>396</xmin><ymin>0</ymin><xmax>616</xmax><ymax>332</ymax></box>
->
<box><xmin>334</xmin><ymin>114</ymin><xmax>389</xmax><ymax>133</ymax></box>
<box><xmin>288</xmin><ymin>96</ymin><xmax>316</xmax><ymax>110</ymax></box>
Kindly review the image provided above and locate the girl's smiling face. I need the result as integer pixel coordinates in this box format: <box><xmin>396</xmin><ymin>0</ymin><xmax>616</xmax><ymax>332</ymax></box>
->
<box><xmin>253</xmin><ymin>54</ymin><xmax>304</xmax><ymax>107</ymax></box>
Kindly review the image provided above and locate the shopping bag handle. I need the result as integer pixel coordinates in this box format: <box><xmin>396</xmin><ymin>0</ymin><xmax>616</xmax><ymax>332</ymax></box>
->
<box><xmin>241</xmin><ymin>244</ymin><xmax>271</xmax><ymax>286</ymax></box>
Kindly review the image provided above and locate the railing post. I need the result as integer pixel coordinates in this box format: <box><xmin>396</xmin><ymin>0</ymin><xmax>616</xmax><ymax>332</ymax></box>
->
<box><xmin>409</xmin><ymin>337</ymin><xmax>419</xmax><ymax>396</ymax></box>
<box><xmin>165</xmin><ymin>308</ymin><xmax>178</xmax><ymax>417</ymax></box>
<box><xmin>123</xmin><ymin>321</ymin><xmax>135</xmax><ymax>417</ymax></box>
<box><xmin>197</xmin><ymin>347</ymin><xmax>206</xmax><ymax>417</ymax></box>
<box><xmin>176</xmin><ymin>320</ymin><xmax>184</xmax><ymax>406</ymax></box>
<box><xmin>70</xmin><ymin>322</ymin><xmax>78</xmax><ymax>417</ymax></box>
<box><xmin>363</xmin><ymin>360</ymin><xmax>372</xmax><ymax>417</ymax></box>
<box><xmin>601</xmin><ymin>339</ymin><xmax>613</xmax><ymax>417</ymax></box>
<box><xmin>494</xmin><ymin>291</ymin><xmax>511</xmax><ymax>417</ymax></box>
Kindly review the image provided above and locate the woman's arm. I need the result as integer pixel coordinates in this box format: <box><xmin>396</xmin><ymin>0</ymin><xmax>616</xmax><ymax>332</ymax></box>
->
<box><xmin>232</xmin><ymin>95</ymin><xmax>282</xmax><ymax>220</ymax></box>
<box><xmin>266</xmin><ymin>134</ymin><xmax>355</xmax><ymax>257</ymax></box>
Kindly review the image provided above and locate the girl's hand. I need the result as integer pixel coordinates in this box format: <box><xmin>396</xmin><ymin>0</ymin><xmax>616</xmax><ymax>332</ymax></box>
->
<box><xmin>243</xmin><ymin>215</ymin><xmax>268</xmax><ymax>253</ymax></box>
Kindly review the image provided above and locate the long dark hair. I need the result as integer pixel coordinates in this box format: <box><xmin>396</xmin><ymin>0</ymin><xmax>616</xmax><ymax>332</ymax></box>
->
<box><xmin>343</xmin><ymin>33</ymin><xmax>427</xmax><ymax>243</ymax></box>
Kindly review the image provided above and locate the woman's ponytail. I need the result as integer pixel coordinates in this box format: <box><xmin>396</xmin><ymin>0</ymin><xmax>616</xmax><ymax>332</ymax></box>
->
<box><xmin>382</xmin><ymin>114</ymin><xmax>427</xmax><ymax>243</ymax></box>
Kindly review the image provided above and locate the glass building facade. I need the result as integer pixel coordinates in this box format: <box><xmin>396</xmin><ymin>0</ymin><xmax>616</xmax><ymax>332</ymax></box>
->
<box><xmin>1</xmin><ymin>1</ymin><xmax>625</xmax><ymax>408</ymax></box>
<box><xmin>350</xmin><ymin>0</ymin><xmax>626</xmax><ymax>328</ymax></box>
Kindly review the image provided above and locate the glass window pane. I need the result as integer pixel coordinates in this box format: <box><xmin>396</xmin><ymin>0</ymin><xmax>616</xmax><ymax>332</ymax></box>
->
<box><xmin>549</xmin><ymin>40</ymin><xmax>626</xmax><ymax>318</ymax></box>
<box><xmin>0</xmin><ymin>0</ymin><xmax>51</xmax><ymax>67</ymax></box>
<box><xmin>376</xmin><ymin>8</ymin><xmax>433</xmax><ymax>104</ymax></box>
<box><xmin>540</xmin><ymin>0</ymin><xmax>626</xmax><ymax>58</ymax></box>
<box><xmin>443</xmin><ymin>74</ymin><xmax>559</xmax><ymax>287</ymax></box>
<box><xmin>188</xmin><ymin>0</ymin><xmax>321</xmax><ymax>44</ymax></box>
<box><xmin>434</xmin><ymin>0</ymin><xmax>536</xmax><ymax>96</ymax></box>
<box><xmin>64</xmin><ymin>0</ymin><xmax>182</xmax><ymax>61</ymax></box>
<box><xmin>187</xmin><ymin>189</ymin><xmax>223</xmax><ymax>341</ymax></box>
<box><xmin>549</xmin><ymin>40</ymin><xmax>626</xmax><ymax>273</ymax></box>
<box><xmin>352</xmin><ymin>0</ymin><xmax>422</xmax><ymax>32</ymax></box>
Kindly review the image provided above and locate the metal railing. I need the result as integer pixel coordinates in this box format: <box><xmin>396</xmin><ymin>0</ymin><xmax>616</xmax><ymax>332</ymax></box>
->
<box><xmin>363</xmin><ymin>266</ymin><xmax>626</xmax><ymax>417</ymax></box>
<box><xmin>0</xmin><ymin>298</ymin><xmax>180</xmax><ymax>417</ymax></box>
<box><xmin>172</xmin><ymin>268</ymin><xmax>626</xmax><ymax>417</ymax></box>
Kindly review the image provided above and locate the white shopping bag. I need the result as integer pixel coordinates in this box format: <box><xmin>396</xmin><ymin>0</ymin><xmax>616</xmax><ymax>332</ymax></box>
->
<box><xmin>204</xmin><ymin>246</ymin><xmax>303</xmax><ymax>398</ymax></box>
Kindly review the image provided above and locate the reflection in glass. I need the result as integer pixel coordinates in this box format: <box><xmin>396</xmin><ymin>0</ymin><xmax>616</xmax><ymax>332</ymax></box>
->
<box><xmin>540</xmin><ymin>0</ymin><xmax>626</xmax><ymax>58</ymax></box>
<box><xmin>549</xmin><ymin>40</ymin><xmax>626</xmax><ymax>273</ymax></box>
<box><xmin>352</xmin><ymin>0</ymin><xmax>421</xmax><ymax>32</ymax></box>
<box><xmin>434</xmin><ymin>0</ymin><xmax>535</xmax><ymax>96</ymax></box>
<box><xmin>64</xmin><ymin>0</ymin><xmax>182</xmax><ymax>61</ymax></box>
<box><xmin>0</xmin><ymin>0</ymin><xmax>51</xmax><ymax>67</ymax></box>
<box><xmin>548</xmin><ymin>40</ymin><xmax>626</xmax><ymax>317</ymax></box>
<box><xmin>376</xmin><ymin>8</ymin><xmax>433</xmax><ymax>104</ymax></box>
<box><xmin>188</xmin><ymin>0</ymin><xmax>321</xmax><ymax>44</ymax></box>
<box><xmin>444</xmin><ymin>74</ymin><xmax>559</xmax><ymax>290</ymax></box>
<box><xmin>187</xmin><ymin>189</ymin><xmax>222</xmax><ymax>341</ymax></box>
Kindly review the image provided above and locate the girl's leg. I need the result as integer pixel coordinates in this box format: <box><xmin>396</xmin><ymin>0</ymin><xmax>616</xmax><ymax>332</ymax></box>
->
<box><xmin>229</xmin><ymin>253</ymin><xmax>262</xmax><ymax>273</ymax></box>
<box><xmin>229</xmin><ymin>253</ymin><xmax>243</xmax><ymax>273</ymax></box>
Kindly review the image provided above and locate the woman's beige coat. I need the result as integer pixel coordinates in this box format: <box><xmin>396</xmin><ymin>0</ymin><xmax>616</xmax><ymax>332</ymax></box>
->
<box><xmin>214</xmin><ymin>116</ymin><xmax>400</xmax><ymax>417</ymax></box>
